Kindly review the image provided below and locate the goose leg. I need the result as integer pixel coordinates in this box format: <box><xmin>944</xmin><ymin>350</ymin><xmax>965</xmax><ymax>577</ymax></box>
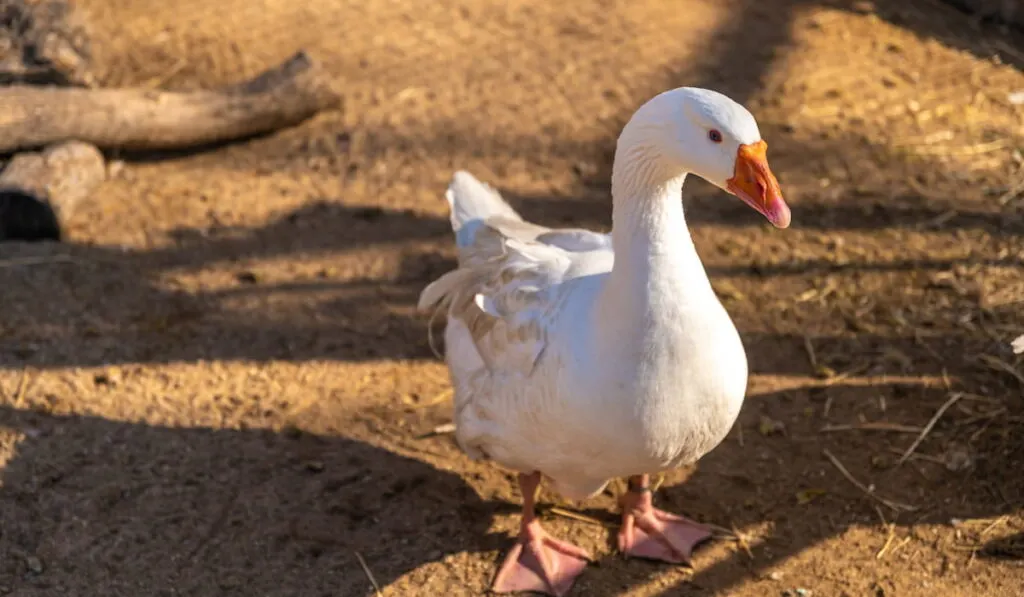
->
<box><xmin>617</xmin><ymin>474</ymin><xmax>711</xmax><ymax>564</ymax></box>
<box><xmin>491</xmin><ymin>472</ymin><xmax>591</xmax><ymax>597</ymax></box>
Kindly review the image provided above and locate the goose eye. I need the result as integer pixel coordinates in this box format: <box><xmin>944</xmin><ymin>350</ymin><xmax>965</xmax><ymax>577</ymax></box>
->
<box><xmin>708</xmin><ymin>129</ymin><xmax>723</xmax><ymax>143</ymax></box>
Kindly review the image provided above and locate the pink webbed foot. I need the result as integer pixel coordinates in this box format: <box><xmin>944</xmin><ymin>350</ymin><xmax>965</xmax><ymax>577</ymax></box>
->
<box><xmin>617</xmin><ymin>475</ymin><xmax>712</xmax><ymax>564</ymax></box>
<box><xmin>491</xmin><ymin>518</ymin><xmax>590</xmax><ymax>597</ymax></box>
<box><xmin>491</xmin><ymin>472</ymin><xmax>591</xmax><ymax>596</ymax></box>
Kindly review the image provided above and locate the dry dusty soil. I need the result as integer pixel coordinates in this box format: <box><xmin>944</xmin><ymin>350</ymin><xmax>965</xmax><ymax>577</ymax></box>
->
<box><xmin>1</xmin><ymin>0</ymin><xmax>1023</xmax><ymax>595</ymax></box>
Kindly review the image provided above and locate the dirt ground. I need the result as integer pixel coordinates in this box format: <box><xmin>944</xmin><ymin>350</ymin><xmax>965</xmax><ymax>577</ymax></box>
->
<box><xmin>1</xmin><ymin>0</ymin><xmax>1023</xmax><ymax>595</ymax></box>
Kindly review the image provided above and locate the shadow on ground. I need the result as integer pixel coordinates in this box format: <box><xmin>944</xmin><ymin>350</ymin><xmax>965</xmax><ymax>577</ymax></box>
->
<box><xmin>0</xmin><ymin>404</ymin><xmax>516</xmax><ymax>595</ymax></box>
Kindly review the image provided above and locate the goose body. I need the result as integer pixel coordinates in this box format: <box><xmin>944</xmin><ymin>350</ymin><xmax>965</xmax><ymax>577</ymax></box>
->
<box><xmin>419</xmin><ymin>86</ymin><xmax>790</xmax><ymax>596</ymax></box>
<box><xmin>422</xmin><ymin>172</ymin><xmax>747</xmax><ymax>500</ymax></box>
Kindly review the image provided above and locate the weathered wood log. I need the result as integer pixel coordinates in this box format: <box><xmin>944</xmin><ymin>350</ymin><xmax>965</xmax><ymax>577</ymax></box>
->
<box><xmin>0</xmin><ymin>51</ymin><xmax>341</xmax><ymax>154</ymax></box>
<box><xmin>0</xmin><ymin>140</ymin><xmax>105</xmax><ymax>241</ymax></box>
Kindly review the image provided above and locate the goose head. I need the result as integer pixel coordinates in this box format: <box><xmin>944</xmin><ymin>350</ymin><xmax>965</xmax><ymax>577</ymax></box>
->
<box><xmin>618</xmin><ymin>87</ymin><xmax>791</xmax><ymax>228</ymax></box>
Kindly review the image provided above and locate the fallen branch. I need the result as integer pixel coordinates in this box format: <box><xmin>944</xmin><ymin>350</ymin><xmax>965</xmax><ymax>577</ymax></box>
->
<box><xmin>0</xmin><ymin>51</ymin><xmax>340</xmax><ymax>153</ymax></box>
<box><xmin>0</xmin><ymin>140</ymin><xmax>105</xmax><ymax>241</ymax></box>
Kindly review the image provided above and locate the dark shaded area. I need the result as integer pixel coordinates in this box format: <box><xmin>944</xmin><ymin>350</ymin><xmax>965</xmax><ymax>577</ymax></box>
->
<box><xmin>0</xmin><ymin>189</ymin><xmax>61</xmax><ymax>241</ymax></box>
<box><xmin>0</xmin><ymin>405</ymin><xmax>511</xmax><ymax>595</ymax></box>
<box><xmin>938</xmin><ymin>0</ymin><xmax>1024</xmax><ymax>31</ymax></box>
<box><xmin>980</xmin><ymin>532</ymin><xmax>1024</xmax><ymax>560</ymax></box>
<box><xmin>873</xmin><ymin>0</ymin><xmax>1024</xmax><ymax>69</ymax></box>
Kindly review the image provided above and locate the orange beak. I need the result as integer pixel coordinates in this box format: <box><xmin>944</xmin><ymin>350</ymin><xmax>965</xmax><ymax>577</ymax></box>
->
<box><xmin>725</xmin><ymin>140</ymin><xmax>791</xmax><ymax>229</ymax></box>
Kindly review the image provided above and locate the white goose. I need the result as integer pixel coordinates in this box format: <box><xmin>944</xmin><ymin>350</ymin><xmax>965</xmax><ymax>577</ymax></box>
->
<box><xmin>419</xmin><ymin>86</ymin><xmax>790</xmax><ymax>596</ymax></box>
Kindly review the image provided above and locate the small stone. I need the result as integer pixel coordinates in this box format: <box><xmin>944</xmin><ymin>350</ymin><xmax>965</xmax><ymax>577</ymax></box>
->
<box><xmin>303</xmin><ymin>460</ymin><xmax>325</xmax><ymax>473</ymax></box>
<box><xmin>1012</xmin><ymin>334</ymin><xmax>1024</xmax><ymax>354</ymax></box>
<box><xmin>944</xmin><ymin>444</ymin><xmax>975</xmax><ymax>472</ymax></box>
<box><xmin>93</xmin><ymin>370</ymin><xmax>117</xmax><ymax>387</ymax></box>
<box><xmin>24</xmin><ymin>555</ymin><xmax>43</xmax><ymax>575</ymax></box>
<box><xmin>572</xmin><ymin>161</ymin><xmax>598</xmax><ymax>178</ymax></box>
<box><xmin>769</xmin><ymin>570</ymin><xmax>784</xmax><ymax>581</ymax></box>
<box><xmin>758</xmin><ymin>415</ymin><xmax>786</xmax><ymax>436</ymax></box>
<box><xmin>106</xmin><ymin>160</ymin><xmax>126</xmax><ymax>179</ymax></box>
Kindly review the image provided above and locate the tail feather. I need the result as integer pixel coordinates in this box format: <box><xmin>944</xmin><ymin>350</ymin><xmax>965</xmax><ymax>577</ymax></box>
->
<box><xmin>417</xmin><ymin>171</ymin><xmax>535</xmax><ymax>354</ymax></box>
<box><xmin>447</xmin><ymin>171</ymin><xmax>522</xmax><ymax>247</ymax></box>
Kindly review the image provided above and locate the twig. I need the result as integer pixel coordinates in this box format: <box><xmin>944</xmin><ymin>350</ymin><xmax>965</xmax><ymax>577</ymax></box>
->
<box><xmin>997</xmin><ymin>177</ymin><xmax>1024</xmax><ymax>206</ymax></box>
<box><xmin>978</xmin><ymin>354</ymin><xmax>1024</xmax><ymax>386</ymax></box>
<box><xmin>822</xmin><ymin>422</ymin><xmax>924</xmax><ymax>434</ymax></box>
<box><xmin>822</xmin><ymin>448</ymin><xmax>917</xmax><ymax>512</ymax></box>
<box><xmin>897</xmin><ymin>393</ymin><xmax>964</xmax><ymax>466</ymax></box>
<box><xmin>354</xmin><ymin>551</ymin><xmax>383</xmax><ymax>597</ymax></box>
<box><xmin>546</xmin><ymin>506</ymin><xmax>611</xmax><ymax>528</ymax></box>
<box><xmin>873</xmin><ymin>505</ymin><xmax>888</xmax><ymax>527</ymax></box>
<box><xmin>956</xmin><ymin>407</ymin><xmax>1008</xmax><ymax>427</ymax></box>
<box><xmin>886</xmin><ymin>446</ymin><xmax>944</xmax><ymax>465</ymax></box>
<box><xmin>731</xmin><ymin>525</ymin><xmax>754</xmax><ymax>559</ymax></box>
<box><xmin>941</xmin><ymin>369</ymin><xmax>953</xmax><ymax>392</ymax></box>
<box><xmin>407</xmin><ymin>389</ymin><xmax>452</xmax><ymax>409</ymax></box>
<box><xmin>415</xmin><ymin>422</ymin><xmax>456</xmax><ymax>439</ymax></box>
<box><xmin>702</xmin><ymin>521</ymin><xmax>742</xmax><ymax>540</ymax></box>
<box><xmin>980</xmin><ymin>515</ymin><xmax>1008</xmax><ymax>538</ymax></box>
<box><xmin>141</xmin><ymin>58</ymin><xmax>188</xmax><ymax>89</ymax></box>
<box><xmin>0</xmin><ymin>255</ymin><xmax>77</xmax><ymax>269</ymax></box>
<box><xmin>889</xmin><ymin>536</ymin><xmax>912</xmax><ymax>558</ymax></box>
<box><xmin>957</xmin><ymin>392</ymin><xmax>1003</xmax><ymax>404</ymax></box>
<box><xmin>876</xmin><ymin>524</ymin><xmax>897</xmax><ymax>559</ymax></box>
<box><xmin>803</xmin><ymin>335</ymin><xmax>818</xmax><ymax>369</ymax></box>
<box><xmin>11</xmin><ymin>368</ymin><xmax>31</xmax><ymax>406</ymax></box>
